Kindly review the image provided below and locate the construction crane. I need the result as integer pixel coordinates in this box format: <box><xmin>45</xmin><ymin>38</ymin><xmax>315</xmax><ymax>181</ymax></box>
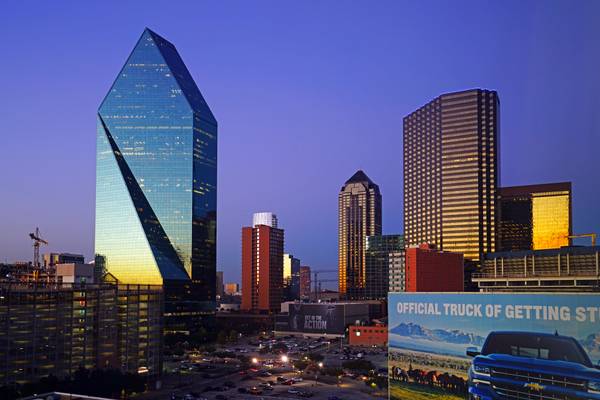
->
<box><xmin>29</xmin><ymin>227</ymin><xmax>48</xmax><ymax>269</ymax></box>
<box><xmin>312</xmin><ymin>270</ymin><xmax>337</xmax><ymax>301</ymax></box>
<box><xmin>568</xmin><ymin>233</ymin><xmax>597</xmax><ymax>246</ymax></box>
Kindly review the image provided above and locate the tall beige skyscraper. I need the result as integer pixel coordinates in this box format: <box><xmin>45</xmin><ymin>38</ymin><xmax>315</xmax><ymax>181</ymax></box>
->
<box><xmin>338</xmin><ymin>170</ymin><xmax>382</xmax><ymax>299</ymax></box>
<box><xmin>403</xmin><ymin>89</ymin><xmax>499</xmax><ymax>261</ymax></box>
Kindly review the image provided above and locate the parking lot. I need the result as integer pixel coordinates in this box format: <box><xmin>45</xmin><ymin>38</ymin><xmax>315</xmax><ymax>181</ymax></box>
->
<box><xmin>137</xmin><ymin>334</ymin><xmax>387</xmax><ymax>400</ymax></box>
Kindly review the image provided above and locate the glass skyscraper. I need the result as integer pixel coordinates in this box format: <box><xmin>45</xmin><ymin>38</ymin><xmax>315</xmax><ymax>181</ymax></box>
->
<box><xmin>404</xmin><ymin>89</ymin><xmax>499</xmax><ymax>261</ymax></box>
<box><xmin>338</xmin><ymin>170</ymin><xmax>382</xmax><ymax>299</ymax></box>
<box><xmin>499</xmin><ymin>182</ymin><xmax>572</xmax><ymax>251</ymax></box>
<box><xmin>95</xmin><ymin>28</ymin><xmax>217</xmax><ymax>335</ymax></box>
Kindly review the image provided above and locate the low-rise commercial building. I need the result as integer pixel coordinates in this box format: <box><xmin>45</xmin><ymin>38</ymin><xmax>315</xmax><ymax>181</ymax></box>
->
<box><xmin>348</xmin><ymin>324</ymin><xmax>388</xmax><ymax>347</ymax></box>
<box><xmin>43</xmin><ymin>253</ymin><xmax>85</xmax><ymax>267</ymax></box>
<box><xmin>275</xmin><ymin>302</ymin><xmax>370</xmax><ymax>337</ymax></box>
<box><xmin>473</xmin><ymin>246</ymin><xmax>600</xmax><ymax>292</ymax></box>
<box><xmin>55</xmin><ymin>263</ymin><xmax>94</xmax><ymax>283</ymax></box>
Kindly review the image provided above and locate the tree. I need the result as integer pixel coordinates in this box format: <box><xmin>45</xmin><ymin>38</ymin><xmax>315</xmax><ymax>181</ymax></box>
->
<box><xmin>322</xmin><ymin>367</ymin><xmax>344</xmax><ymax>377</ymax></box>
<box><xmin>228</xmin><ymin>329</ymin><xmax>239</xmax><ymax>343</ymax></box>
<box><xmin>342</xmin><ymin>359</ymin><xmax>375</xmax><ymax>373</ymax></box>
<box><xmin>217</xmin><ymin>330</ymin><xmax>229</xmax><ymax>345</ymax></box>
<box><xmin>293</xmin><ymin>359</ymin><xmax>310</xmax><ymax>371</ymax></box>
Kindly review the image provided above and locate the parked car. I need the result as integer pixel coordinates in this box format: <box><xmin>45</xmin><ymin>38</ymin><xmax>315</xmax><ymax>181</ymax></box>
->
<box><xmin>277</xmin><ymin>376</ymin><xmax>287</xmax><ymax>382</ymax></box>
<box><xmin>248</xmin><ymin>386</ymin><xmax>263</xmax><ymax>395</ymax></box>
<box><xmin>288</xmin><ymin>389</ymin><xmax>301</xmax><ymax>394</ymax></box>
<box><xmin>468</xmin><ymin>331</ymin><xmax>600</xmax><ymax>399</ymax></box>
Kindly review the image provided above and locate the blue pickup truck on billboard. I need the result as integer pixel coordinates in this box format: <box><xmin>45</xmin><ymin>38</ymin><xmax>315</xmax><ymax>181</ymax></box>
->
<box><xmin>388</xmin><ymin>293</ymin><xmax>600</xmax><ymax>400</ymax></box>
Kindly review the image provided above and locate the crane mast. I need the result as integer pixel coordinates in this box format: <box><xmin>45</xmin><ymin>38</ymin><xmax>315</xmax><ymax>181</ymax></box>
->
<box><xmin>29</xmin><ymin>227</ymin><xmax>48</xmax><ymax>270</ymax></box>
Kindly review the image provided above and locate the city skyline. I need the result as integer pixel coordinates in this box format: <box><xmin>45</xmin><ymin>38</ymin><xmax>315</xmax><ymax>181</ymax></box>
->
<box><xmin>2</xmin><ymin>2</ymin><xmax>600</xmax><ymax>286</ymax></box>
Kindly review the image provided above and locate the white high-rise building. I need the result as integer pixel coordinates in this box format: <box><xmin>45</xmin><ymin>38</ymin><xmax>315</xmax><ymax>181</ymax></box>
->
<box><xmin>253</xmin><ymin>212</ymin><xmax>278</xmax><ymax>228</ymax></box>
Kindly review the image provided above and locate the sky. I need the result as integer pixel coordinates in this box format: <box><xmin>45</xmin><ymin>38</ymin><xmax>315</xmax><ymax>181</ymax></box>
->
<box><xmin>1</xmin><ymin>1</ymin><xmax>599</xmax><ymax>286</ymax></box>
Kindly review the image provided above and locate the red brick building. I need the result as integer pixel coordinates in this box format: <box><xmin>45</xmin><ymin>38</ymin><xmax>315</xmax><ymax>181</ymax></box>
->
<box><xmin>241</xmin><ymin>220</ymin><xmax>284</xmax><ymax>312</ymax></box>
<box><xmin>405</xmin><ymin>244</ymin><xmax>463</xmax><ymax>292</ymax></box>
<box><xmin>348</xmin><ymin>324</ymin><xmax>388</xmax><ymax>346</ymax></box>
<box><xmin>299</xmin><ymin>266</ymin><xmax>311</xmax><ymax>299</ymax></box>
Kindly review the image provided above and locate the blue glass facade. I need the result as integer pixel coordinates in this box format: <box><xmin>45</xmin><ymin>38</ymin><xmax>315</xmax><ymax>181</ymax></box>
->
<box><xmin>95</xmin><ymin>29</ymin><xmax>217</xmax><ymax>334</ymax></box>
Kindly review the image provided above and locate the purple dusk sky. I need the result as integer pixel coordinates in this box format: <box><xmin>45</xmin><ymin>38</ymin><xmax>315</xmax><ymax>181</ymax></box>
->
<box><xmin>1</xmin><ymin>1</ymin><xmax>599</xmax><ymax>285</ymax></box>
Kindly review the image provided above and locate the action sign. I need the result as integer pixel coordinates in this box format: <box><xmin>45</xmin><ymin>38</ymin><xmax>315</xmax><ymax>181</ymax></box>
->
<box><xmin>388</xmin><ymin>292</ymin><xmax>600</xmax><ymax>400</ymax></box>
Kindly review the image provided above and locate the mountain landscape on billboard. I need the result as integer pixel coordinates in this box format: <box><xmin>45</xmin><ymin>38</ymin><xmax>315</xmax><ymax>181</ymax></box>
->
<box><xmin>390</xmin><ymin>322</ymin><xmax>485</xmax><ymax>346</ymax></box>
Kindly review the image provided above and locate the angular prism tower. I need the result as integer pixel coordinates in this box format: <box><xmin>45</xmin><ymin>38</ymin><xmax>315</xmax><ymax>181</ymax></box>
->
<box><xmin>95</xmin><ymin>28</ymin><xmax>217</xmax><ymax>335</ymax></box>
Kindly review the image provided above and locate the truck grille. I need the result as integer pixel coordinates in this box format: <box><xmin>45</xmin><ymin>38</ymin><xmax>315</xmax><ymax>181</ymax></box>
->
<box><xmin>492</xmin><ymin>382</ymin><xmax>575</xmax><ymax>400</ymax></box>
<box><xmin>491</xmin><ymin>367</ymin><xmax>586</xmax><ymax>391</ymax></box>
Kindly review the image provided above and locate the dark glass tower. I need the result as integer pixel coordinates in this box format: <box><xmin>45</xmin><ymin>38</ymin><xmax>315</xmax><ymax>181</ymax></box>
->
<box><xmin>95</xmin><ymin>28</ymin><xmax>217</xmax><ymax>335</ymax></box>
<box><xmin>404</xmin><ymin>89</ymin><xmax>499</xmax><ymax>261</ymax></box>
<box><xmin>365</xmin><ymin>234</ymin><xmax>404</xmax><ymax>299</ymax></box>
<box><xmin>338</xmin><ymin>170</ymin><xmax>382</xmax><ymax>299</ymax></box>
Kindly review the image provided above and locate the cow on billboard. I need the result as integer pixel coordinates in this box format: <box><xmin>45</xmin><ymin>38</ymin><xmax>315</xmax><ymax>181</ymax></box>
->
<box><xmin>388</xmin><ymin>293</ymin><xmax>600</xmax><ymax>400</ymax></box>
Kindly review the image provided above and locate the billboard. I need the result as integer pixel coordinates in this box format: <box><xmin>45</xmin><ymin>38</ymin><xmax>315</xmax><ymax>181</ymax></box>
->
<box><xmin>388</xmin><ymin>293</ymin><xmax>600</xmax><ymax>400</ymax></box>
<box><xmin>288</xmin><ymin>303</ymin><xmax>346</xmax><ymax>334</ymax></box>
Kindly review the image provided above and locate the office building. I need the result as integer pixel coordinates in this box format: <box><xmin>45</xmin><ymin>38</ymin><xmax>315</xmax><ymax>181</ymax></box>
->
<box><xmin>252</xmin><ymin>212</ymin><xmax>278</xmax><ymax>228</ymax></box>
<box><xmin>241</xmin><ymin>213</ymin><xmax>284</xmax><ymax>312</ymax></box>
<box><xmin>363</xmin><ymin>234</ymin><xmax>404</xmax><ymax>299</ymax></box>
<box><xmin>55</xmin><ymin>263</ymin><xmax>94</xmax><ymax>283</ymax></box>
<box><xmin>299</xmin><ymin>266</ymin><xmax>311</xmax><ymax>299</ymax></box>
<box><xmin>43</xmin><ymin>253</ymin><xmax>85</xmax><ymax>267</ymax></box>
<box><xmin>349</xmin><ymin>324</ymin><xmax>388</xmax><ymax>347</ymax></box>
<box><xmin>473</xmin><ymin>246</ymin><xmax>600</xmax><ymax>292</ymax></box>
<box><xmin>216</xmin><ymin>271</ymin><xmax>224</xmax><ymax>297</ymax></box>
<box><xmin>95</xmin><ymin>28</ymin><xmax>217</xmax><ymax>335</ymax></box>
<box><xmin>338</xmin><ymin>170</ymin><xmax>382</xmax><ymax>299</ymax></box>
<box><xmin>0</xmin><ymin>280</ymin><xmax>163</xmax><ymax>386</ymax></box>
<box><xmin>405</xmin><ymin>244</ymin><xmax>464</xmax><ymax>292</ymax></box>
<box><xmin>283</xmin><ymin>253</ymin><xmax>301</xmax><ymax>301</ymax></box>
<box><xmin>499</xmin><ymin>182</ymin><xmax>572</xmax><ymax>251</ymax></box>
<box><xmin>404</xmin><ymin>89</ymin><xmax>499</xmax><ymax>261</ymax></box>
<box><xmin>224</xmin><ymin>283</ymin><xmax>239</xmax><ymax>295</ymax></box>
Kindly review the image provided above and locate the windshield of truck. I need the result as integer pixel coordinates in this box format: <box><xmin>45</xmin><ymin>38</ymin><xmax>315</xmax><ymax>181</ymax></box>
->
<box><xmin>482</xmin><ymin>333</ymin><xmax>592</xmax><ymax>367</ymax></box>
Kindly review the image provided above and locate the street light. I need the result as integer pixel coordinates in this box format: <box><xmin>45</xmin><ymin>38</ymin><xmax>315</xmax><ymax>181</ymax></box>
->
<box><xmin>252</xmin><ymin>357</ymin><xmax>258</xmax><ymax>364</ymax></box>
<box><xmin>314</xmin><ymin>362</ymin><xmax>324</xmax><ymax>386</ymax></box>
<box><xmin>281</xmin><ymin>355</ymin><xmax>289</xmax><ymax>363</ymax></box>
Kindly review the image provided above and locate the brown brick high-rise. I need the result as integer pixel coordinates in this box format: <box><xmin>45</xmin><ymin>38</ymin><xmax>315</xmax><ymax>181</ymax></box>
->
<box><xmin>241</xmin><ymin>217</ymin><xmax>284</xmax><ymax>312</ymax></box>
